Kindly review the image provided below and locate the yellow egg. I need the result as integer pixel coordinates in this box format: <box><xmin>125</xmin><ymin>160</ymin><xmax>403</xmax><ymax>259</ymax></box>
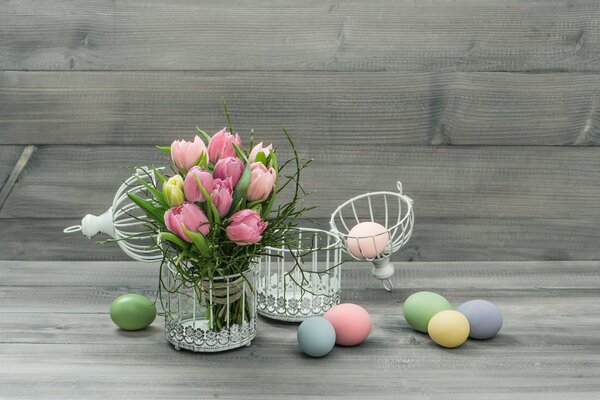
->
<box><xmin>427</xmin><ymin>310</ymin><xmax>470</xmax><ymax>348</ymax></box>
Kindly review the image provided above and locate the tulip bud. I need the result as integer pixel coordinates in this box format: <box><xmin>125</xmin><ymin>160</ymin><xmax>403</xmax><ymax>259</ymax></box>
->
<box><xmin>225</xmin><ymin>209</ymin><xmax>268</xmax><ymax>246</ymax></box>
<box><xmin>246</xmin><ymin>162</ymin><xmax>276</xmax><ymax>202</ymax></box>
<box><xmin>184</xmin><ymin>166</ymin><xmax>214</xmax><ymax>203</ymax></box>
<box><xmin>211</xmin><ymin>178</ymin><xmax>234</xmax><ymax>217</ymax></box>
<box><xmin>164</xmin><ymin>202</ymin><xmax>210</xmax><ymax>242</ymax></box>
<box><xmin>163</xmin><ymin>175</ymin><xmax>185</xmax><ymax>207</ymax></box>
<box><xmin>170</xmin><ymin>136</ymin><xmax>207</xmax><ymax>172</ymax></box>
<box><xmin>207</xmin><ymin>127</ymin><xmax>242</xmax><ymax>163</ymax></box>
<box><xmin>213</xmin><ymin>157</ymin><xmax>244</xmax><ymax>187</ymax></box>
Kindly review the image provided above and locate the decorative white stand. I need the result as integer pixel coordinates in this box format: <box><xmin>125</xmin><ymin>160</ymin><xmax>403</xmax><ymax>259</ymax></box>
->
<box><xmin>330</xmin><ymin>181</ymin><xmax>414</xmax><ymax>292</ymax></box>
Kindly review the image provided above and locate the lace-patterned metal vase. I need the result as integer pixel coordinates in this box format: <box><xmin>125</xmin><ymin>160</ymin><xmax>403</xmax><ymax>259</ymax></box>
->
<box><xmin>162</xmin><ymin>264</ymin><xmax>256</xmax><ymax>352</ymax></box>
<box><xmin>256</xmin><ymin>228</ymin><xmax>343</xmax><ymax>322</ymax></box>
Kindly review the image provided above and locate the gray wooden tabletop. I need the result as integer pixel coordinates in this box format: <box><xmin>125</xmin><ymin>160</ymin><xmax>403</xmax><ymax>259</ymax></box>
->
<box><xmin>1</xmin><ymin>260</ymin><xmax>599</xmax><ymax>399</ymax></box>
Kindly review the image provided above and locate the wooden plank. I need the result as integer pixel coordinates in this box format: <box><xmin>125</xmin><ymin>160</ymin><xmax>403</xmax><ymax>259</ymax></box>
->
<box><xmin>0</xmin><ymin>342</ymin><xmax>597</xmax><ymax>399</ymax></box>
<box><xmin>0</xmin><ymin>261</ymin><xmax>599</xmax><ymax>399</ymax></box>
<box><xmin>1</xmin><ymin>261</ymin><xmax>598</xmax><ymax>290</ymax></box>
<box><xmin>2</xmin><ymin>71</ymin><xmax>600</xmax><ymax>146</ymax></box>
<box><xmin>2</xmin><ymin>298</ymin><xmax>599</xmax><ymax>344</ymax></box>
<box><xmin>1</xmin><ymin>217</ymin><xmax>599</xmax><ymax>261</ymax></box>
<box><xmin>1</xmin><ymin>0</ymin><xmax>600</xmax><ymax>72</ymax></box>
<box><xmin>1</xmin><ymin>145</ymin><xmax>598</xmax><ymax>220</ymax></box>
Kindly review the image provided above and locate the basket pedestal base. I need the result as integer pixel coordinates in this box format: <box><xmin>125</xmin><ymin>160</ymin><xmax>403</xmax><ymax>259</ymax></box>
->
<box><xmin>371</xmin><ymin>257</ymin><xmax>395</xmax><ymax>292</ymax></box>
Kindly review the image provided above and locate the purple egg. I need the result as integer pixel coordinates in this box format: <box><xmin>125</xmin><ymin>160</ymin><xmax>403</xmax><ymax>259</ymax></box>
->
<box><xmin>457</xmin><ymin>300</ymin><xmax>503</xmax><ymax>340</ymax></box>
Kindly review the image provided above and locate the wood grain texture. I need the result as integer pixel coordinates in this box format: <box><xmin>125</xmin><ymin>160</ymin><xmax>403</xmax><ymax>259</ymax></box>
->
<box><xmin>1</xmin><ymin>71</ymin><xmax>600</xmax><ymax>146</ymax></box>
<box><xmin>2</xmin><ymin>217</ymin><xmax>599</xmax><ymax>261</ymax></box>
<box><xmin>1</xmin><ymin>0</ymin><xmax>600</xmax><ymax>72</ymax></box>
<box><xmin>1</xmin><ymin>145</ymin><xmax>598</xmax><ymax>220</ymax></box>
<box><xmin>0</xmin><ymin>261</ymin><xmax>599</xmax><ymax>399</ymax></box>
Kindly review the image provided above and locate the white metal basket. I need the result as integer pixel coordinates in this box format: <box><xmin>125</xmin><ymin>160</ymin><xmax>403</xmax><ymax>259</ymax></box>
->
<box><xmin>163</xmin><ymin>264</ymin><xmax>257</xmax><ymax>352</ymax></box>
<box><xmin>256</xmin><ymin>228</ymin><xmax>343</xmax><ymax>322</ymax></box>
<box><xmin>330</xmin><ymin>181</ymin><xmax>414</xmax><ymax>291</ymax></box>
<box><xmin>63</xmin><ymin>167</ymin><xmax>164</xmax><ymax>263</ymax></box>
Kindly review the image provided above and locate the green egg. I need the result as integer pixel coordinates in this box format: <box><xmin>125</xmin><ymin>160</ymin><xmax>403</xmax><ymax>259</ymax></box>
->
<box><xmin>110</xmin><ymin>294</ymin><xmax>156</xmax><ymax>331</ymax></box>
<box><xmin>403</xmin><ymin>291</ymin><xmax>453</xmax><ymax>333</ymax></box>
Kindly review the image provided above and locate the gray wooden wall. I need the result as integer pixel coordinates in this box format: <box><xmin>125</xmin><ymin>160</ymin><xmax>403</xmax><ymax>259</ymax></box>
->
<box><xmin>1</xmin><ymin>0</ymin><xmax>599</xmax><ymax>261</ymax></box>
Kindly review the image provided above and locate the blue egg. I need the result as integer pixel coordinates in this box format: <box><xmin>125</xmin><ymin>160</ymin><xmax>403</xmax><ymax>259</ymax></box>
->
<box><xmin>457</xmin><ymin>299</ymin><xmax>503</xmax><ymax>340</ymax></box>
<box><xmin>297</xmin><ymin>317</ymin><xmax>336</xmax><ymax>357</ymax></box>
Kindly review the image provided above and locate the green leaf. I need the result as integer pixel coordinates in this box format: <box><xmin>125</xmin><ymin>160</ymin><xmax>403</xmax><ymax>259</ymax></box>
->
<box><xmin>152</xmin><ymin>165</ymin><xmax>167</xmax><ymax>184</ymax></box>
<box><xmin>193</xmin><ymin>174</ymin><xmax>220</xmax><ymax>225</ymax></box>
<box><xmin>230</xmin><ymin>163</ymin><xmax>250</xmax><ymax>214</ymax></box>
<box><xmin>195</xmin><ymin>126</ymin><xmax>212</xmax><ymax>143</ymax></box>
<box><xmin>156</xmin><ymin>145</ymin><xmax>171</xmax><ymax>154</ymax></box>
<box><xmin>182</xmin><ymin>226</ymin><xmax>210</xmax><ymax>256</ymax></box>
<box><xmin>232</xmin><ymin>142</ymin><xmax>249</xmax><ymax>164</ymax></box>
<box><xmin>222</xmin><ymin>98</ymin><xmax>233</xmax><ymax>135</ymax></box>
<box><xmin>270</xmin><ymin>151</ymin><xmax>279</xmax><ymax>171</ymax></box>
<box><xmin>261</xmin><ymin>191</ymin><xmax>276</xmax><ymax>219</ymax></box>
<box><xmin>246</xmin><ymin>199</ymin><xmax>263</xmax><ymax>209</ymax></box>
<box><xmin>255</xmin><ymin>151</ymin><xmax>267</xmax><ymax>166</ymax></box>
<box><xmin>127</xmin><ymin>192</ymin><xmax>165</xmax><ymax>226</ymax></box>
<box><xmin>196</xmin><ymin>152</ymin><xmax>208</xmax><ymax>169</ymax></box>
<box><xmin>133</xmin><ymin>175</ymin><xmax>169</xmax><ymax>209</ymax></box>
<box><xmin>157</xmin><ymin>232</ymin><xmax>189</xmax><ymax>250</ymax></box>
<box><xmin>261</xmin><ymin>152</ymin><xmax>278</xmax><ymax>218</ymax></box>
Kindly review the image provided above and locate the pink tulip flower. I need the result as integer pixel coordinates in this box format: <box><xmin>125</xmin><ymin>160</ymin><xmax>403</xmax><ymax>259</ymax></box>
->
<box><xmin>246</xmin><ymin>162</ymin><xmax>276</xmax><ymax>202</ymax></box>
<box><xmin>226</xmin><ymin>209</ymin><xmax>268</xmax><ymax>246</ymax></box>
<box><xmin>249</xmin><ymin>142</ymin><xmax>273</xmax><ymax>163</ymax></box>
<box><xmin>184</xmin><ymin>166</ymin><xmax>214</xmax><ymax>202</ymax></box>
<box><xmin>213</xmin><ymin>157</ymin><xmax>244</xmax><ymax>187</ymax></box>
<box><xmin>211</xmin><ymin>178</ymin><xmax>234</xmax><ymax>217</ymax></box>
<box><xmin>164</xmin><ymin>202</ymin><xmax>210</xmax><ymax>242</ymax></box>
<box><xmin>207</xmin><ymin>127</ymin><xmax>242</xmax><ymax>163</ymax></box>
<box><xmin>170</xmin><ymin>136</ymin><xmax>207</xmax><ymax>171</ymax></box>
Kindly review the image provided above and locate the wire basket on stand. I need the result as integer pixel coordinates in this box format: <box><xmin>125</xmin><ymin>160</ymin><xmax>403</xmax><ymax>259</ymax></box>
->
<box><xmin>329</xmin><ymin>181</ymin><xmax>414</xmax><ymax>292</ymax></box>
<box><xmin>256</xmin><ymin>228</ymin><xmax>343</xmax><ymax>322</ymax></box>
<box><xmin>63</xmin><ymin>167</ymin><xmax>163</xmax><ymax>262</ymax></box>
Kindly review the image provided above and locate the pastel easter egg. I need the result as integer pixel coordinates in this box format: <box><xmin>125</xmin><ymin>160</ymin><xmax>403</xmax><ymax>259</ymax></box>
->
<box><xmin>457</xmin><ymin>299</ymin><xmax>503</xmax><ymax>340</ymax></box>
<box><xmin>297</xmin><ymin>317</ymin><xmax>336</xmax><ymax>358</ymax></box>
<box><xmin>427</xmin><ymin>310</ymin><xmax>470</xmax><ymax>348</ymax></box>
<box><xmin>347</xmin><ymin>222</ymin><xmax>390</xmax><ymax>259</ymax></box>
<box><xmin>403</xmin><ymin>291</ymin><xmax>453</xmax><ymax>333</ymax></box>
<box><xmin>324</xmin><ymin>303</ymin><xmax>372</xmax><ymax>346</ymax></box>
<box><xmin>110</xmin><ymin>294</ymin><xmax>156</xmax><ymax>331</ymax></box>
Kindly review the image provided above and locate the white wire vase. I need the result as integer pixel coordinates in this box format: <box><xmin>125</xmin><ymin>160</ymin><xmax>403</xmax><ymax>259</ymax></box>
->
<box><xmin>256</xmin><ymin>228</ymin><xmax>343</xmax><ymax>322</ymax></box>
<box><xmin>162</xmin><ymin>264</ymin><xmax>257</xmax><ymax>352</ymax></box>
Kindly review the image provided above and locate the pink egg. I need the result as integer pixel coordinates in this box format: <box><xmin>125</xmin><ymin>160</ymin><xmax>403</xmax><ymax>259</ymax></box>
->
<box><xmin>324</xmin><ymin>303</ymin><xmax>372</xmax><ymax>346</ymax></box>
<box><xmin>347</xmin><ymin>222</ymin><xmax>389</xmax><ymax>259</ymax></box>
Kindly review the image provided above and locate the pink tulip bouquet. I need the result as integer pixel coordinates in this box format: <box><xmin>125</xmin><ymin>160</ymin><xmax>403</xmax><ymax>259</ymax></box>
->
<box><xmin>126</xmin><ymin>108</ymin><xmax>310</xmax><ymax>331</ymax></box>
